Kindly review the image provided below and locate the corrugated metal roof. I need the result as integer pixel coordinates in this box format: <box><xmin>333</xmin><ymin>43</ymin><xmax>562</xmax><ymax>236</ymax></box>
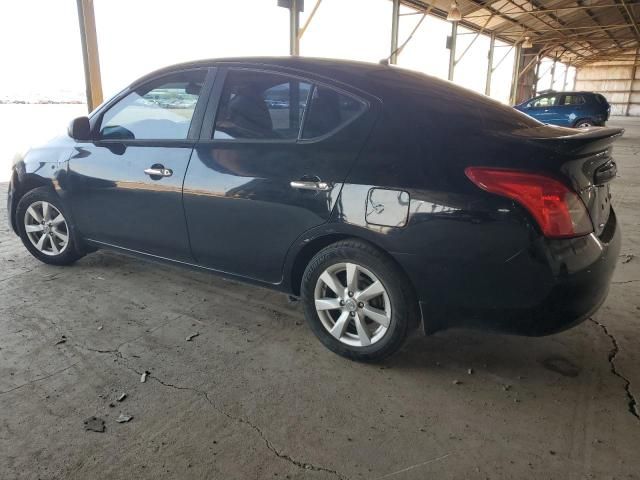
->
<box><xmin>402</xmin><ymin>0</ymin><xmax>640</xmax><ymax>65</ymax></box>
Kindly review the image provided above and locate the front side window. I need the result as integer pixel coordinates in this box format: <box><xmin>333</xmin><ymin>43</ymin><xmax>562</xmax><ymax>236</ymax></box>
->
<box><xmin>302</xmin><ymin>86</ymin><xmax>365</xmax><ymax>139</ymax></box>
<box><xmin>99</xmin><ymin>69</ymin><xmax>207</xmax><ymax>140</ymax></box>
<box><xmin>214</xmin><ymin>70</ymin><xmax>311</xmax><ymax>140</ymax></box>
<box><xmin>530</xmin><ymin>95</ymin><xmax>558</xmax><ymax>108</ymax></box>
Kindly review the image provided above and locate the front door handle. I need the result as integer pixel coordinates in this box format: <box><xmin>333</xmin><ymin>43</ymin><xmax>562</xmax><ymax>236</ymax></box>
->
<box><xmin>144</xmin><ymin>166</ymin><xmax>173</xmax><ymax>178</ymax></box>
<box><xmin>290</xmin><ymin>180</ymin><xmax>332</xmax><ymax>191</ymax></box>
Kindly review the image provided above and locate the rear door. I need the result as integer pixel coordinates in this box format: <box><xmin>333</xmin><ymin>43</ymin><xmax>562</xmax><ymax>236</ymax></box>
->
<box><xmin>182</xmin><ymin>66</ymin><xmax>378</xmax><ymax>282</ymax></box>
<box><xmin>557</xmin><ymin>93</ymin><xmax>586</xmax><ymax>127</ymax></box>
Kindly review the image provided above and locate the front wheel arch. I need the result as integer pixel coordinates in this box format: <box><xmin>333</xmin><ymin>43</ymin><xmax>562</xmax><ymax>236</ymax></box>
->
<box><xmin>574</xmin><ymin>118</ymin><xmax>594</xmax><ymax>128</ymax></box>
<box><xmin>9</xmin><ymin>174</ymin><xmax>52</xmax><ymax>232</ymax></box>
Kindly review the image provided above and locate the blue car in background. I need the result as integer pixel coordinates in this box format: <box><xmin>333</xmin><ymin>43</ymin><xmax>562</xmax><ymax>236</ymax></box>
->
<box><xmin>515</xmin><ymin>91</ymin><xmax>610</xmax><ymax>128</ymax></box>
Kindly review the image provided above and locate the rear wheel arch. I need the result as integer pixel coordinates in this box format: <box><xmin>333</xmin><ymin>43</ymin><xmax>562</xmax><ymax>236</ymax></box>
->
<box><xmin>288</xmin><ymin>234</ymin><xmax>420</xmax><ymax>328</ymax></box>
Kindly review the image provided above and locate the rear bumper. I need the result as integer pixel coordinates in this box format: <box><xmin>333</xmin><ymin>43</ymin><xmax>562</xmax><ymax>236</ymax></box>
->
<box><xmin>396</xmin><ymin>209</ymin><xmax>621</xmax><ymax>336</ymax></box>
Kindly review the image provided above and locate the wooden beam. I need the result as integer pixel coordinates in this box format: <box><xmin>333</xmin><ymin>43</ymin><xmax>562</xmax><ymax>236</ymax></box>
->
<box><xmin>76</xmin><ymin>0</ymin><xmax>103</xmax><ymax>112</ymax></box>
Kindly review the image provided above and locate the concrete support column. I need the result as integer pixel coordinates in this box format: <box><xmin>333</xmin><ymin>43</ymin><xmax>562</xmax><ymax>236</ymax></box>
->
<box><xmin>76</xmin><ymin>0</ymin><xmax>103</xmax><ymax>112</ymax></box>
<box><xmin>448</xmin><ymin>22</ymin><xmax>458</xmax><ymax>82</ymax></box>
<box><xmin>390</xmin><ymin>0</ymin><xmax>400</xmax><ymax>64</ymax></box>
<box><xmin>485</xmin><ymin>33</ymin><xmax>495</xmax><ymax>96</ymax></box>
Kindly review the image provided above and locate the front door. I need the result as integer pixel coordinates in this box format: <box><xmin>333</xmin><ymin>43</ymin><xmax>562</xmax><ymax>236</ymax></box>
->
<box><xmin>67</xmin><ymin>68</ymin><xmax>212</xmax><ymax>261</ymax></box>
<box><xmin>182</xmin><ymin>67</ymin><xmax>377</xmax><ymax>283</ymax></box>
<box><xmin>527</xmin><ymin>93</ymin><xmax>560</xmax><ymax>124</ymax></box>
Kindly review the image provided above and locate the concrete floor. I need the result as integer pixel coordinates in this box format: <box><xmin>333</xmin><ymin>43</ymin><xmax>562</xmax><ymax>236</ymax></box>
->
<box><xmin>1</xmin><ymin>118</ymin><xmax>639</xmax><ymax>480</ymax></box>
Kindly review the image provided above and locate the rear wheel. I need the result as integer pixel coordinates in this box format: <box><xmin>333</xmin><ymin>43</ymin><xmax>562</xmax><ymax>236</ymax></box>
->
<box><xmin>301</xmin><ymin>240</ymin><xmax>416</xmax><ymax>361</ymax></box>
<box><xmin>575</xmin><ymin>119</ymin><xmax>594</xmax><ymax>128</ymax></box>
<box><xmin>16</xmin><ymin>187</ymin><xmax>83</xmax><ymax>266</ymax></box>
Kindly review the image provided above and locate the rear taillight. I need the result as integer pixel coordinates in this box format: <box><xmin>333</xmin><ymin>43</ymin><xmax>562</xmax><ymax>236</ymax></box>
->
<box><xmin>465</xmin><ymin>167</ymin><xmax>593</xmax><ymax>239</ymax></box>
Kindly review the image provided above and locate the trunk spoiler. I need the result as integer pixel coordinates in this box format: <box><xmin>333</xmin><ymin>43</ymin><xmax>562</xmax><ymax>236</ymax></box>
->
<box><xmin>510</xmin><ymin>126</ymin><xmax>624</xmax><ymax>156</ymax></box>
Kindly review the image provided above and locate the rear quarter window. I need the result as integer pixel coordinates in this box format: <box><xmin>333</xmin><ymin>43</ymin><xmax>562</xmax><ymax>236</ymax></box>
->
<box><xmin>301</xmin><ymin>86</ymin><xmax>366</xmax><ymax>139</ymax></box>
<box><xmin>562</xmin><ymin>95</ymin><xmax>586</xmax><ymax>105</ymax></box>
<box><xmin>595</xmin><ymin>94</ymin><xmax>609</xmax><ymax>104</ymax></box>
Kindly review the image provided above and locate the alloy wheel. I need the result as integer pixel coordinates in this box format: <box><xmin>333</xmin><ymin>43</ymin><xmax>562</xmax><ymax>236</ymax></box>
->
<box><xmin>314</xmin><ymin>262</ymin><xmax>391</xmax><ymax>347</ymax></box>
<box><xmin>23</xmin><ymin>201</ymin><xmax>69</xmax><ymax>256</ymax></box>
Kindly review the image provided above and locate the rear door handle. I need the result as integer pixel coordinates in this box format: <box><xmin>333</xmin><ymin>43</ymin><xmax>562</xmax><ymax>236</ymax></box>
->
<box><xmin>290</xmin><ymin>180</ymin><xmax>332</xmax><ymax>191</ymax></box>
<box><xmin>144</xmin><ymin>167</ymin><xmax>173</xmax><ymax>178</ymax></box>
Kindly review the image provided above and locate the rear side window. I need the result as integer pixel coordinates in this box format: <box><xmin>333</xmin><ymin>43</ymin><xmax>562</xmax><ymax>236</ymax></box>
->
<box><xmin>214</xmin><ymin>69</ymin><xmax>311</xmax><ymax>140</ymax></box>
<box><xmin>302</xmin><ymin>86</ymin><xmax>365</xmax><ymax>139</ymax></box>
<box><xmin>562</xmin><ymin>95</ymin><xmax>585</xmax><ymax>106</ymax></box>
<box><xmin>99</xmin><ymin>69</ymin><xmax>207</xmax><ymax>140</ymax></box>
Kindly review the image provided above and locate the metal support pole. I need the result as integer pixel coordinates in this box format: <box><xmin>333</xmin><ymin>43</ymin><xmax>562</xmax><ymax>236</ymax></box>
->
<box><xmin>532</xmin><ymin>57</ymin><xmax>541</xmax><ymax>97</ymax></box>
<box><xmin>390</xmin><ymin>0</ymin><xmax>400</xmax><ymax>64</ymax></box>
<box><xmin>627</xmin><ymin>48</ymin><xmax>639</xmax><ymax>116</ymax></box>
<box><xmin>485</xmin><ymin>32</ymin><xmax>495</xmax><ymax>96</ymax></box>
<box><xmin>289</xmin><ymin>0</ymin><xmax>300</xmax><ymax>56</ymax></box>
<box><xmin>76</xmin><ymin>0</ymin><xmax>103</xmax><ymax>111</ymax></box>
<box><xmin>298</xmin><ymin>0</ymin><xmax>321</xmax><ymax>40</ymax></box>
<box><xmin>448</xmin><ymin>22</ymin><xmax>458</xmax><ymax>82</ymax></box>
<box><xmin>562</xmin><ymin>63</ymin><xmax>569</xmax><ymax>90</ymax></box>
<box><xmin>550</xmin><ymin>58</ymin><xmax>557</xmax><ymax>90</ymax></box>
<box><xmin>509</xmin><ymin>44</ymin><xmax>522</xmax><ymax>105</ymax></box>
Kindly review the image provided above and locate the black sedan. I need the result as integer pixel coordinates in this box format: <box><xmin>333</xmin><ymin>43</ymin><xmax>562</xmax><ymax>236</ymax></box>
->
<box><xmin>6</xmin><ymin>58</ymin><xmax>622</xmax><ymax>361</ymax></box>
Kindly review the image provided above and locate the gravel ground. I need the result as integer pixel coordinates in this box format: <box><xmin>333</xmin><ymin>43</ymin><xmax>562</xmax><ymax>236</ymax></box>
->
<box><xmin>1</xmin><ymin>117</ymin><xmax>639</xmax><ymax>479</ymax></box>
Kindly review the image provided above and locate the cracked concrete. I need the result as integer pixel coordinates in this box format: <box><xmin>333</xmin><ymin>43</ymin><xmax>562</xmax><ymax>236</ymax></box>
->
<box><xmin>1</xmin><ymin>117</ymin><xmax>640</xmax><ymax>479</ymax></box>
<box><xmin>589</xmin><ymin>319</ymin><xmax>639</xmax><ymax>420</ymax></box>
<box><xmin>77</xmin><ymin>339</ymin><xmax>347</xmax><ymax>478</ymax></box>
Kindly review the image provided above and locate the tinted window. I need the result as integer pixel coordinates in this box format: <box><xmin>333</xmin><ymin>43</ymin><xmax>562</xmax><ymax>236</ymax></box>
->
<box><xmin>562</xmin><ymin>95</ymin><xmax>585</xmax><ymax>106</ymax></box>
<box><xmin>99</xmin><ymin>69</ymin><xmax>207</xmax><ymax>140</ymax></box>
<box><xmin>530</xmin><ymin>95</ymin><xmax>559</xmax><ymax>108</ymax></box>
<box><xmin>302</xmin><ymin>86</ymin><xmax>365</xmax><ymax>138</ymax></box>
<box><xmin>214</xmin><ymin>70</ymin><xmax>311</xmax><ymax>140</ymax></box>
<box><xmin>595</xmin><ymin>94</ymin><xmax>608</xmax><ymax>105</ymax></box>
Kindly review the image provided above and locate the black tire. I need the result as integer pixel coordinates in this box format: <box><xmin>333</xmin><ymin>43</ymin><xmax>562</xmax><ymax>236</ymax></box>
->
<box><xmin>301</xmin><ymin>239</ymin><xmax>417</xmax><ymax>361</ymax></box>
<box><xmin>574</xmin><ymin>118</ymin><xmax>594</xmax><ymax>128</ymax></box>
<box><xmin>16</xmin><ymin>187</ymin><xmax>84</xmax><ymax>266</ymax></box>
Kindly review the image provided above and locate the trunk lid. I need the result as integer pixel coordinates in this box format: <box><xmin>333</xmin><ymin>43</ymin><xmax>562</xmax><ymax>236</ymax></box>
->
<box><xmin>510</xmin><ymin>125</ymin><xmax>623</xmax><ymax>236</ymax></box>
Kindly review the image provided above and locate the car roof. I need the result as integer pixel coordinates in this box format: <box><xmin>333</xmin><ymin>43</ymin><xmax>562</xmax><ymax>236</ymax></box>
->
<box><xmin>132</xmin><ymin>57</ymin><xmax>392</xmax><ymax>89</ymax></box>
<box><xmin>537</xmin><ymin>91</ymin><xmax>595</xmax><ymax>96</ymax></box>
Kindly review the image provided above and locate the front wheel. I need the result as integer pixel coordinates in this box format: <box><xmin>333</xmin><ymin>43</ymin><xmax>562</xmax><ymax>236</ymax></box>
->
<box><xmin>16</xmin><ymin>187</ymin><xmax>84</xmax><ymax>266</ymax></box>
<box><xmin>301</xmin><ymin>240</ymin><xmax>417</xmax><ymax>361</ymax></box>
<box><xmin>575</xmin><ymin>119</ymin><xmax>594</xmax><ymax>128</ymax></box>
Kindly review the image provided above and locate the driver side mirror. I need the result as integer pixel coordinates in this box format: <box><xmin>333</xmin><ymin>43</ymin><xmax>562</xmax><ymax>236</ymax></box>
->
<box><xmin>68</xmin><ymin>116</ymin><xmax>91</xmax><ymax>141</ymax></box>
